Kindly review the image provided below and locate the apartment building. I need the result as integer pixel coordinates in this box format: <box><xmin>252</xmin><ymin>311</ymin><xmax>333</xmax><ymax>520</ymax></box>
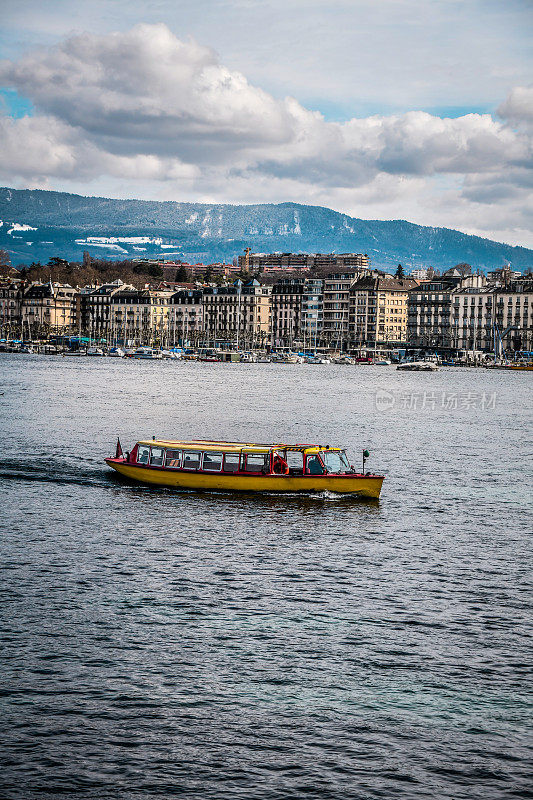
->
<box><xmin>238</xmin><ymin>251</ymin><xmax>370</xmax><ymax>273</ymax></box>
<box><xmin>0</xmin><ymin>279</ymin><xmax>23</xmax><ymax>333</ymax></box>
<box><xmin>449</xmin><ymin>287</ymin><xmax>495</xmax><ymax>352</ymax></box>
<box><xmin>410</xmin><ymin>269</ymin><xmax>428</xmax><ymax>280</ymax></box>
<box><xmin>109</xmin><ymin>288</ymin><xmax>174</xmax><ymax>346</ymax></box>
<box><xmin>80</xmin><ymin>280</ymin><xmax>134</xmax><ymax>339</ymax></box>
<box><xmin>168</xmin><ymin>290</ymin><xmax>204</xmax><ymax>346</ymax></box>
<box><xmin>451</xmin><ymin>279</ymin><xmax>533</xmax><ymax>354</ymax></box>
<box><xmin>271</xmin><ymin>279</ymin><xmax>304</xmax><ymax>347</ymax></box>
<box><xmin>301</xmin><ymin>277</ymin><xmax>324</xmax><ymax>349</ymax></box>
<box><xmin>350</xmin><ymin>276</ymin><xmax>418</xmax><ymax>350</ymax></box>
<box><xmin>494</xmin><ymin>281</ymin><xmax>533</xmax><ymax>352</ymax></box>
<box><xmin>270</xmin><ymin>277</ymin><xmax>324</xmax><ymax>348</ymax></box>
<box><xmin>161</xmin><ymin>261</ymin><xmax>239</xmax><ymax>281</ymax></box>
<box><xmin>21</xmin><ymin>282</ymin><xmax>78</xmax><ymax>335</ymax></box>
<box><xmin>407</xmin><ymin>271</ymin><xmax>532</xmax><ymax>354</ymax></box>
<box><xmin>202</xmin><ymin>280</ymin><xmax>271</xmax><ymax>347</ymax></box>
<box><xmin>321</xmin><ymin>271</ymin><xmax>361</xmax><ymax>348</ymax></box>
<box><xmin>407</xmin><ymin>271</ymin><xmax>485</xmax><ymax>350</ymax></box>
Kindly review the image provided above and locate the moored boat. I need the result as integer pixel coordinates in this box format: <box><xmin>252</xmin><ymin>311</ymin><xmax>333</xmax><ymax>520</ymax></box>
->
<box><xmin>397</xmin><ymin>361</ymin><xmax>439</xmax><ymax>371</ymax></box>
<box><xmin>334</xmin><ymin>355</ymin><xmax>356</xmax><ymax>365</ymax></box>
<box><xmin>486</xmin><ymin>362</ymin><xmax>533</xmax><ymax>371</ymax></box>
<box><xmin>304</xmin><ymin>355</ymin><xmax>330</xmax><ymax>364</ymax></box>
<box><xmin>132</xmin><ymin>347</ymin><xmax>163</xmax><ymax>359</ymax></box>
<box><xmin>105</xmin><ymin>439</ymin><xmax>384</xmax><ymax>498</ymax></box>
<box><xmin>239</xmin><ymin>352</ymin><xmax>257</xmax><ymax>363</ymax></box>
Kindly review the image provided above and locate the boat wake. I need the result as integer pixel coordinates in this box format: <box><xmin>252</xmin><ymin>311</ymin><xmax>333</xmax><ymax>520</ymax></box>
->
<box><xmin>309</xmin><ymin>489</ymin><xmax>356</xmax><ymax>501</ymax></box>
<box><xmin>0</xmin><ymin>457</ymin><xmax>109</xmax><ymax>489</ymax></box>
<box><xmin>306</xmin><ymin>489</ymin><xmax>380</xmax><ymax>503</ymax></box>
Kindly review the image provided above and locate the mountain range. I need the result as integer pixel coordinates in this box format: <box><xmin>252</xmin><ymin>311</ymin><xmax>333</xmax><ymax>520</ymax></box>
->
<box><xmin>1</xmin><ymin>187</ymin><xmax>531</xmax><ymax>272</ymax></box>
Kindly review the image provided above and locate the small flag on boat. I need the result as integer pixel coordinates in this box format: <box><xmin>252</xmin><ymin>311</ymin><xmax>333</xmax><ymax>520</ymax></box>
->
<box><xmin>115</xmin><ymin>437</ymin><xmax>123</xmax><ymax>458</ymax></box>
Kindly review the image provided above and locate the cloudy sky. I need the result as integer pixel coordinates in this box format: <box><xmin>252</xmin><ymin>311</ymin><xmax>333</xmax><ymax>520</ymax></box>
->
<box><xmin>0</xmin><ymin>0</ymin><xmax>531</xmax><ymax>246</ymax></box>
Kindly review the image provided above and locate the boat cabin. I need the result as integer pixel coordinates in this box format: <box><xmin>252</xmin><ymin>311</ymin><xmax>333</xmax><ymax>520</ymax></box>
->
<box><xmin>124</xmin><ymin>440</ymin><xmax>354</xmax><ymax>476</ymax></box>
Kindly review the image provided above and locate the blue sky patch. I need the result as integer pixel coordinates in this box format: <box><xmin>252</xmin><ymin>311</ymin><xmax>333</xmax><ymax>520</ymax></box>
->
<box><xmin>0</xmin><ymin>88</ymin><xmax>34</xmax><ymax>118</ymax></box>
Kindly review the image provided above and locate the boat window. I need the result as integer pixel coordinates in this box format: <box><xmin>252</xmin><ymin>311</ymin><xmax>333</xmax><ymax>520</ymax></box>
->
<box><xmin>137</xmin><ymin>445</ymin><xmax>150</xmax><ymax>464</ymax></box>
<box><xmin>182</xmin><ymin>451</ymin><xmax>201</xmax><ymax>470</ymax></box>
<box><xmin>244</xmin><ymin>453</ymin><xmax>268</xmax><ymax>472</ymax></box>
<box><xmin>203</xmin><ymin>452</ymin><xmax>223</xmax><ymax>471</ymax></box>
<box><xmin>150</xmin><ymin>447</ymin><xmax>164</xmax><ymax>467</ymax></box>
<box><xmin>339</xmin><ymin>451</ymin><xmax>351</xmax><ymax>471</ymax></box>
<box><xmin>322</xmin><ymin>450</ymin><xmax>350</xmax><ymax>474</ymax></box>
<box><xmin>165</xmin><ymin>449</ymin><xmax>182</xmax><ymax>468</ymax></box>
<box><xmin>306</xmin><ymin>454</ymin><xmax>325</xmax><ymax>475</ymax></box>
<box><xmin>223</xmin><ymin>453</ymin><xmax>240</xmax><ymax>472</ymax></box>
<box><xmin>286</xmin><ymin>451</ymin><xmax>304</xmax><ymax>472</ymax></box>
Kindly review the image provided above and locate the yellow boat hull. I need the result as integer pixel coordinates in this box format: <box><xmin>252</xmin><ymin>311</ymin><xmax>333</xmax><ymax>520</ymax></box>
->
<box><xmin>106</xmin><ymin>460</ymin><xmax>384</xmax><ymax>498</ymax></box>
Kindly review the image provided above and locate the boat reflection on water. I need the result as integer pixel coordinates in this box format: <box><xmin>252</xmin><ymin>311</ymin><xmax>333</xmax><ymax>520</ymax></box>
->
<box><xmin>105</xmin><ymin>466</ymin><xmax>383</xmax><ymax>513</ymax></box>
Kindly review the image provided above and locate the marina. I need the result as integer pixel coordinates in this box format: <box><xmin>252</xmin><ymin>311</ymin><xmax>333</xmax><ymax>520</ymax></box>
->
<box><xmin>1</xmin><ymin>339</ymin><xmax>532</xmax><ymax>368</ymax></box>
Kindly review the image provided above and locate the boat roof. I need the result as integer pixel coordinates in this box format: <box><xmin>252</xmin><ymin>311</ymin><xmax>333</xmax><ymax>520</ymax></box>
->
<box><xmin>137</xmin><ymin>439</ymin><xmax>342</xmax><ymax>453</ymax></box>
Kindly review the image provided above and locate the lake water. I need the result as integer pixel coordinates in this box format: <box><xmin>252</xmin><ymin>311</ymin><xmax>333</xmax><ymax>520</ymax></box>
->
<box><xmin>0</xmin><ymin>355</ymin><xmax>531</xmax><ymax>799</ymax></box>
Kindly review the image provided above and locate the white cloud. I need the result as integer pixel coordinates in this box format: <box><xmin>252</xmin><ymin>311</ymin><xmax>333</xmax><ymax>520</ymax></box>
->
<box><xmin>498</xmin><ymin>84</ymin><xmax>533</xmax><ymax>125</ymax></box>
<box><xmin>0</xmin><ymin>23</ymin><xmax>298</xmax><ymax>159</ymax></box>
<box><xmin>1</xmin><ymin>0</ymin><xmax>531</xmax><ymax>114</ymax></box>
<box><xmin>0</xmin><ymin>113</ymin><xmax>199</xmax><ymax>183</ymax></box>
<box><xmin>0</xmin><ymin>23</ymin><xmax>531</xmax><ymax>246</ymax></box>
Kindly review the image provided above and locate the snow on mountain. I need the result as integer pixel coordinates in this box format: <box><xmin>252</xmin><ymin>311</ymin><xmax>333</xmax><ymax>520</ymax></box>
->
<box><xmin>7</xmin><ymin>222</ymin><xmax>37</xmax><ymax>234</ymax></box>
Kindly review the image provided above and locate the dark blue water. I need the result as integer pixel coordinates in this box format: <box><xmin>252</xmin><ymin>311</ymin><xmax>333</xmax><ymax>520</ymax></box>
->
<box><xmin>1</xmin><ymin>355</ymin><xmax>532</xmax><ymax>799</ymax></box>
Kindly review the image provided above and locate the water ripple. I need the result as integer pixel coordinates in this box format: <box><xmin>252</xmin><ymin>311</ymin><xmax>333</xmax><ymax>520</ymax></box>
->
<box><xmin>0</xmin><ymin>356</ymin><xmax>531</xmax><ymax>799</ymax></box>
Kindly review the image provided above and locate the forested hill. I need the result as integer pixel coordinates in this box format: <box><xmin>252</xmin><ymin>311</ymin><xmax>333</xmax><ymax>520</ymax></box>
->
<box><xmin>1</xmin><ymin>187</ymin><xmax>531</xmax><ymax>271</ymax></box>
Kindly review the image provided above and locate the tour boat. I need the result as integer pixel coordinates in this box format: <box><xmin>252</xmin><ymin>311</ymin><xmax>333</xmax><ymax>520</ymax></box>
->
<box><xmin>105</xmin><ymin>439</ymin><xmax>385</xmax><ymax>498</ymax></box>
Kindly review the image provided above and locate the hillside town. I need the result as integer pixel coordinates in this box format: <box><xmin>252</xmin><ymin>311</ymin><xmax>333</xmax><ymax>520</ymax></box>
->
<box><xmin>1</xmin><ymin>251</ymin><xmax>531</xmax><ymax>360</ymax></box>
